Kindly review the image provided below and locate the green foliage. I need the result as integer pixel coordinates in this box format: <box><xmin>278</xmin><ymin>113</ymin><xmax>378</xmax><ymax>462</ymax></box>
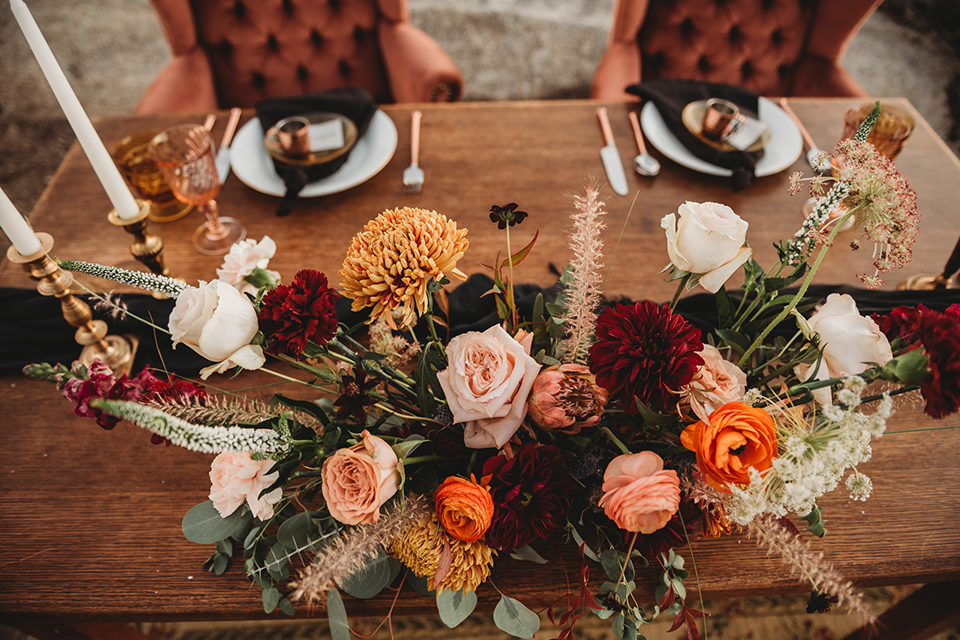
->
<box><xmin>338</xmin><ymin>553</ymin><xmax>400</xmax><ymax>599</ymax></box>
<box><xmin>182</xmin><ymin>501</ymin><xmax>246</xmax><ymax>544</ymax></box>
<box><xmin>415</xmin><ymin>340</ymin><xmax>447</xmax><ymax>416</ymax></box>
<box><xmin>803</xmin><ymin>505</ymin><xmax>827</xmax><ymax>537</ymax></box>
<box><xmin>494</xmin><ymin>595</ymin><xmax>540</xmax><ymax>638</ymax></box>
<box><xmin>436</xmin><ymin>588</ymin><xmax>478</xmax><ymax>628</ymax></box>
<box><xmin>327</xmin><ymin>588</ymin><xmax>351</xmax><ymax>640</ymax></box>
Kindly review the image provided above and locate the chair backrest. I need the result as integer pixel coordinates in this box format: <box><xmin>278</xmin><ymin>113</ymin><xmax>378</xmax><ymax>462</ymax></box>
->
<box><xmin>630</xmin><ymin>0</ymin><xmax>879</xmax><ymax>96</ymax></box>
<box><xmin>151</xmin><ymin>0</ymin><xmax>401</xmax><ymax>108</ymax></box>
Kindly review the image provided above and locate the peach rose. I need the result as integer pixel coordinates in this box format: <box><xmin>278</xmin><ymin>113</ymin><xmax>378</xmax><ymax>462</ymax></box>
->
<box><xmin>321</xmin><ymin>430</ymin><xmax>400</xmax><ymax>525</ymax></box>
<box><xmin>660</xmin><ymin>201</ymin><xmax>752</xmax><ymax>293</ymax></box>
<box><xmin>434</xmin><ymin>476</ymin><xmax>494</xmax><ymax>543</ymax></box>
<box><xmin>599</xmin><ymin>452</ymin><xmax>680</xmax><ymax>534</ymax></box>
<box><xmin>794</xmin><ymin>293</ymin><xmax>892</xmax><ymax>404</ymax></box>
<box><xmin>437</xmin><ymin>325</ymin><xmax>541</xmax><ymax>449</ymax></box>
<box><xmin>681</xmin><ymin>402</ymin><xmax>777</xmax><ymax>492</ymax></box>
<box><xmin>209</xmin><ymin>452</ymin><xmax>282</xmax><ymax>520</ymax></box>
<box><xmin>681</xmin><ymin>345</ymin><xmax>747</xmax><ymax>423</ymax></box>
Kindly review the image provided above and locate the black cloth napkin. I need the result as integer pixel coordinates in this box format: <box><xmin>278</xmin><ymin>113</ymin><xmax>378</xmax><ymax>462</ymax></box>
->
<box><xmin>627</xmin><ymin>79</ymin><xmax>764</xmax><ymax>191</ymax></box>
<box><xmin>255</xmin><ymin>87</ymin><xmax>378</xmax><ymax>217</ymax></box>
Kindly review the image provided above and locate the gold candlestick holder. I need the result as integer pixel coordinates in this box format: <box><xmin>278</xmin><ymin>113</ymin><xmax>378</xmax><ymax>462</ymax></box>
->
<box><xmin>8</xmin><ymin>232</ymin><xmax>136</xmax><ymax>376</ymax></box>
<box><xmin>108</xmin><ymin>200</ymin><xmax>173</xmax><ymax>279</ymax></box>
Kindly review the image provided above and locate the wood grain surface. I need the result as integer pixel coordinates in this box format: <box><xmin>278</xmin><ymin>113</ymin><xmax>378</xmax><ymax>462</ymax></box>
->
<box><xmin>1</xmin><ymin>99</ymin><xmax>959</xmax><ymax>623</ymax></box>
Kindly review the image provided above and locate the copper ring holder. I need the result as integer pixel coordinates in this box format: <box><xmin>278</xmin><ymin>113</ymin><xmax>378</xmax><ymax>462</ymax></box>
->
<box><xmin>7</xmin><ymin>232</ymin><xmax>136</xmax><ymax>375</ymax></box>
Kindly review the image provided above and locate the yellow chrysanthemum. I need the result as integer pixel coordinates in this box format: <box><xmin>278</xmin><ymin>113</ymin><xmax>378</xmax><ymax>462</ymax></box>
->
<box><xmin>339</xmin><ymin>207</ymin><xmax>469</xmax><ymax>329</ymax></box>
<box><xmin>390</xmin><ymin>511</ymin><xmax>495</xmax><ymax>593</ymax></box>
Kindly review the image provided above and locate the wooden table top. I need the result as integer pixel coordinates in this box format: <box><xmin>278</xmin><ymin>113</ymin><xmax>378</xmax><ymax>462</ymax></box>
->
<box><xmin>1</xmin><ymin>98</ymin><xmax>959</xmax><ymax>623</ymax></box>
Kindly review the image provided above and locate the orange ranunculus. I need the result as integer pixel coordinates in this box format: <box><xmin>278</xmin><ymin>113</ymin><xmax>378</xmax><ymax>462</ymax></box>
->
<box><xmin>434</xmin><ymin>476</ymin><xmax>494</xmax><ymax>543</ymax></box>
<box><xmin>680</xmin><ymin>401</ymin><xmax>777</xmax><ymax>492</ymax></box>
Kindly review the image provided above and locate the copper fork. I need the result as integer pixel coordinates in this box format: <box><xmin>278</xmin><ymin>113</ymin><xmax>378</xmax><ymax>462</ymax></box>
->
<box><xmin>402</xmin><ymin>110</ymin><xmax>423</xmax><ymax>194</ymax></box>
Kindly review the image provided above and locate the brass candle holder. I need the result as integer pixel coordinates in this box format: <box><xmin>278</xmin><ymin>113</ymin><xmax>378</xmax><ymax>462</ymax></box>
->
<box><xmin>108</xmin><ymin>200</ymin><xmax>173</xmax><ymax>279</ymax></box>
<box><xmin>898</xmin><ymin>234</ymin><xmax>960</xmax><ymax>291</ymax></box>
<box><xmin>8</xmin><ymin>232</ymin><xmax>136</xmax><ymax>375</ymax></box>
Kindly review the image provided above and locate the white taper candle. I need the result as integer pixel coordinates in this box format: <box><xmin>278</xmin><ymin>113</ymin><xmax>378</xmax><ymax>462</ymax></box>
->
<box><xmin>10</xmin><ymin>0</ymin><xmax>141</xmax><ymax>219</ymax></box>
<box><xmin>0</xmin><ymin>186</ymin><xmax>43</xmax><ymax>256</ymax></box>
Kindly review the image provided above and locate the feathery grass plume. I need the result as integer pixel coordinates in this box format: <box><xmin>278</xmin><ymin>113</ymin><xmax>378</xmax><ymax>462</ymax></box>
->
<box><xmin>746</xmin><ymin>514</ymin><xmax>876</xmax><ymax>623</ymax></box>
<box><xmin>290</xmin><ymin>494</ymin><xmax>430</xmax><ymax>604</ymax></box>
<box><xmin>57</xmin><ymin>260</ymin><xmax>188</xmax><ymax>298</ymax></box>
<box><xmin>91</xmin><ymin>292</ymin><xmax>130</xmax><ymax>321</ymax></box>
<box><xmin>148</xmin><ymin>394</ymin><xmax>310</xmax><ymax>428</ymax></box>
<box><xmin>89</xmin><ymin>399</ymin><xmax>288</xmax><ymax>453</ymax></box>
<box><xmin>558</xmin><ymin>183</ymin><xmax>607</xmax><ymax>364</ymax></box>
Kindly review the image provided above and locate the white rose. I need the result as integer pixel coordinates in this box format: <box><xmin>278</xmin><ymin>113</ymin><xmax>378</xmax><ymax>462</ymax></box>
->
<box><xmin>660</xmin><ymin>201</ymin><xmax>753</xmax><ymax>293</ymax></box>
<box><xmin>216</xmin><ymin>236</ymin><xmax>280</xmax><ymax>294</ymax></box>
<box><xmin>437</xmin><ymin>325</ymin><xmax>541</xmax><ymax>449</ymax></box>
<box><xmin>169</xmin><ymin>280</ymin><xmax>265</xmax><ymax>377</ymax></box>
<box><xmin>794</xmin><ymin>293</ymin><xmax>893</xmax><ymax>404</ymax></box>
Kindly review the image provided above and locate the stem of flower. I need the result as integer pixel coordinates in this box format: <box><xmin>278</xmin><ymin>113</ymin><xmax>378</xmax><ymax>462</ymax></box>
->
<box><xmin>402</xmin><ymin>454</ymin><xmax>441</xmax><ymax>466</ymax></box>
<box><xmin>737</xmin><ymin>208</ymin><xmax>854</xmax><ymax>368</ymax></box>
<box><xmin>669</xmin><ymin>274</ymin><xmax>690</xmax><ymax>312</ymax></box>
<box><xmin>505</xmin><ymin>224</ymin><xmax>518</xmax><ymax>332</ymax></box>
<box><xmin>600</xmin><ymin>426</ymin><xmax>631</xmax><ymax>455</ymax></box>
<box><xmin>677</xmin><ymin>507</ymin><xmax>708</xmax><ymax>640</ymax></box>
<box><xmin>373</xmin><ymin>402</ymin><xmax>447</xmax><ymax>426</ymax></box>
<box><xmin>615</xmin><ymin>531</ymin><xmax>638</xmax><ymax>593</ymax></box>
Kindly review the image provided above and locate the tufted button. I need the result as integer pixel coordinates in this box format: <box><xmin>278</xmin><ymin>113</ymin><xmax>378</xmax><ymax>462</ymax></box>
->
<box><xmin>310</xmin><ymin>30</ymin><xmax>324</xmax><ymax>48</ymax></box>
<box><xmin>218</xmin><ymin>40</ymin><xmax>233</xmax><ymax>59</ymax></box>
<box><xmin>353</xmin><ymin>26</ymin><xmax>367</xmax><ymax>43</ymax></box>
<box><xmin>728</xmin><ymin>25</ymin><xmax>742</xmax><ymax>44</ymax></box>
<box><xmin>778</xmin><ymin>63</ymin><xmax>792</xmax><ymax>78</ymax></box>
<box><xmin>231</xmin><ymin>1</ymin><xmax>246</xmax><ymax>19</ymax></box>
<box><xmin>251</xmin><ymin>72</ymin><xmax>266</xmax><ymax>90</ymax></box>
<box><xmin>281</xmin><ymin>0</ymin><xmax>294</xmax><ymax>14</ymax></box>
<box><xmin>761</xmin><ymin>0</ymin><xmax>775</xmax><ymax>9</ymax></box>
<box><xmin>771</xmin><ymin>29</ymin><xmax>784</xmax><ymax>45</ymax></box>
<box><xmin>329</xmin><ymin>0</ymin><xmax>342</xmax><ymax>10</ymax></box>
<box><xmin>338</xmin><ymin>59</ymin><xmax>351</xmax><ymax>76</ymax></box>
<box><xmin>698</xmin><ymin>56</ymin><xmax>710</xmax><ymax>73</ymax></box>
<box><xmin>266</xmin><ymin>34</ymin><xmax>279</xmax><ymax>52</ymax></box>
<box><xmin>680</xmin><ymin>18</ymin><xmax>694</xmax><ymax>39</ymax></box>
<box><xmin>297</xmin><ymin>65</ymin><xmax>309</xmax><ymax>81</ymax></box>
<box><xmin>741</xmin><ymin>61</ymin><xmax>754</xmax><ymax>79</ymax></box>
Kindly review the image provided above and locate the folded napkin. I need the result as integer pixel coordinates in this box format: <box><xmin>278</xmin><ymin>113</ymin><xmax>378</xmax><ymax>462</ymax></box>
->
<box><xmin>627</xmin><ymin>79</ymin><xmax>764</xmax><ymax>191</ymax></box>
<box><xmin>256</xmin><ymin>87</ymin><xmax>378</xmax><ymax>217</ymax></box>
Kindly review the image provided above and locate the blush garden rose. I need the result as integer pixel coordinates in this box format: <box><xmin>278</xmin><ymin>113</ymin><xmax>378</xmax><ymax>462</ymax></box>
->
<box><xmin>321</xmin><ymin>430</ymin><xmax>401</xmax><ymax>525</ymax></box>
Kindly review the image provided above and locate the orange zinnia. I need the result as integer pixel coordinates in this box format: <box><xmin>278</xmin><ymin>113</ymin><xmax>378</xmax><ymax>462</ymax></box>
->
<box><xmin>434</xmin><ymin>476</ymin><xmax>494</xmax><ymax>543</ymax></box>
<box><xmin>681</xmin><ymin>401</ymin><xmax>777</xmax><ymax>492</ymax></box>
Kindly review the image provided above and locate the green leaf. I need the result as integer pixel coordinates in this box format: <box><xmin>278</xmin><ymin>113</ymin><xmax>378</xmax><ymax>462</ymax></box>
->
<box><xmin>600</xmin><ymin>549</ymin><xmax>623</xmax><ymax>582</ymax></box>
<box><xmin>493</xmin><ymin>595</ymin><xmax>540</xmax><ymax>638</ymax></box>
<box><xmin>265</xmin><ymin>544</ymin><xmax>290</xmax><ymax>581</ymax></box>
<box><xmin>279</xmin><ymin>596</ymin><xmax>295</xmax><ymax>616</ymax></box>
<box><xmin>217</xmin><ymin>539</ymin><xmax>234</xmax><ymax>557</ymax></box>
<box><xmin>392</xmin><ymin>435</ymin><xmax>426</xmax><ymax>460</ymax></box>
<box><xmin>262</xmin><ymin>586</ymin><xmax>281</xmax><ymax>614</ymax></box>
<box><xmin>277</xmin><ymin>510</ymin><xmax>323</xmax><ymax>551</ymax></box>
<box><xmin>274</xmin><ymin>394</ymin><xmax>330</xmax><ymax>426</ymax></box>
<box><xmin>802</xmin><ymin>505</ymin><xmax>827</xmax><ymax>537</ymax></box>
<box><xmin>500</xmin><ymin>229</ymin><xmax>540</xmax><ymax>268</ymax></box>
<box><xmin>436</xmin><ymin>588</ymin><xmax>477</xmax><ymax>628</ymax></box>
<box><xmin>568</xmin><ymin>524</ymin><xmax>600</xmax><ymax>562</ymax></box>
<box><xmin>407</xmin><ymin>572</ymin><xmax>437</xmax><ymax>596</ymax></box>
<box><xmin>716</xmin><ymin>329</ymin><xmax>750</xmax><ymax>356</ymax></box>
<box><xmin>327</xmin><ymin>588</ymin><xmax>351</xmax><ymax>640</ymax></box>
<box><xmin>182</xmin><ymin>501</ymin><xmax>245</xmax><ymax>545</ymax></box>
<box><xmin>509</xmin><ymin>545</ymin><xmax>549</xmax><ymax>565</ymax></box>
<box><xmin>338</xmin><ymin>553</ymin><xmax>398</xmax><ymax>599</ymax></box>
<box><xmin>415</xmin><ymin>340</ymin><xmax>446</xmax><ymax>416</ymax></box>
<box><xmin>532</xmin><ymin>293</ymin><xmax>545</xmax><ymax>322</ymax></box>
<box><xmin>633</xmin><ymin>399</ymin><xmax>675</xmax><ymax>427</ymax></box>
<box><xmin>212</xmin><ymin>553</ymin><xmax>228</xmax><ymax>575</ymax></box>
<box><xmin>715</xmin><ymin>286</ymin><xmax>734</xmax><ymax>329</ymax></box>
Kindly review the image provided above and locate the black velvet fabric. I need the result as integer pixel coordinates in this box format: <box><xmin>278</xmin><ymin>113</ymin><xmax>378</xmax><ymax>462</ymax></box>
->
<box><xmin>255</xmin><ymin>87</ymin><xmax>378</xmax><ymax>217</ymax></box>
<box><xmin>5</xmin><ymin>277</ymin><xmax>959</xmax><ymax>378</ymax></box>
<box><xmin>627</xmin><ymin>79</ymin><xmax>764</xmax><ymax>191</ymax></box>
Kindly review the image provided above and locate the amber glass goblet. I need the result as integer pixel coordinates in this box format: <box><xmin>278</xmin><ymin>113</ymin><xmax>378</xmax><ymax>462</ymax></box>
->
<box><xmin>149</xmin><ymin>124</ymin><xmax>245</xmax><ymax>255</ymax></box>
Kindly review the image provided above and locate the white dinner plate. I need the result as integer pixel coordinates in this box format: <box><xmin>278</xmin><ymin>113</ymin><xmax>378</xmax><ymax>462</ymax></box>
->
<box><xmin>640</xmin><ymin>97</ymin><xmax>802</xmax><ymax>177</ymax></box>
<box><xmin>230</xmin><ymin>110</ymin><xmax>398</xmax><ymax>197</ymax></box>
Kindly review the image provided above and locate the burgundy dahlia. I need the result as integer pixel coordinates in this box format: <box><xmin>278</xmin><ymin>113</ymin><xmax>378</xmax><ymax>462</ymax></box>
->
<box><xmin>482</xmin><ymin>444</ymin><xmax>575</xmax><ymax>551</ymax></box>
<box><xmin>258</xmin><ymin>269</ymin><xmax>338</xmax><ymax>358</ymax></box>
<box><xmin>589</xmin><ymin>301</ymin><xmax>703</xmax><ymax>414</ymax></box>
<box><xmin>916</xmin><ymin>308</ymin><xmax>960</xmax><ymax>418</ymax></box>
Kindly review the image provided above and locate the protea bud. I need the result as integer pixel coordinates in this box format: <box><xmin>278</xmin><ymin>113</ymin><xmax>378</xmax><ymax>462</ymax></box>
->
<box><xmin>527</xmin><ymin>364</ymin><xmax>608</xmax><ymax>432</ymax></box>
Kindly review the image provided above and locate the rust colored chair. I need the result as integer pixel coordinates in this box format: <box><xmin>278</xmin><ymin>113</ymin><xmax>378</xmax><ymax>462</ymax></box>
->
<box><xmin>591</xmin><ymin>0</ymin><xmax>883</xmax><ymax>100</ymax></box>
<box><xmin>136</xmin><ymin>0</ymin><xmax>462</xmax><ymax>114</ymax></box>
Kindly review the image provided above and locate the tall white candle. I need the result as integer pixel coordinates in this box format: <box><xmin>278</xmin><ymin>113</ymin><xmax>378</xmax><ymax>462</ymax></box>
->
<box><xmin>10</xmin><ymin>0</ymin><xmax>141</xmax><ymax>220</ymax></box>
<box><xmin>0</xmin><ymin>186</ymin><xmax>43</xmax><ymax>256</ymax></box>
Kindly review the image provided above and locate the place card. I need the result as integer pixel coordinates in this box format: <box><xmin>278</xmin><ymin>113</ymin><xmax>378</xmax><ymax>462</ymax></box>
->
<box><xmin>309</xmin><ymin>120</ymin><xmax>346</xmax><ymax>152</ymax></box>
<box><xmin>724</xmin><ymin>116</ymin><xmax>768</xmax><ymax>151</ymax></box>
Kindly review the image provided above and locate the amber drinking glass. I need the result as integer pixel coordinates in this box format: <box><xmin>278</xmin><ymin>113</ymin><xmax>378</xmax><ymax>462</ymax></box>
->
<box><xmin>838</xmin><ymin>104</ymin><xmax>916</xmax><ymax>160</ymax></box>
<box><xmin>148</xmin><ymin>124</ymin><xmax>245</xmax><ymax>255</ymax></box>
<box><xmin>112</xmin><ymin>129</ymin><xmax>192</xmax><ymax>223</ymax></box>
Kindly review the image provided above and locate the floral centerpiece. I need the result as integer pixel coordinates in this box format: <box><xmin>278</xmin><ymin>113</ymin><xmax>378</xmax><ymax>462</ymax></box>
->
<box><xmin>26</xmin><ymin>103</ymin><xmax>956</xmax><ymax>639</ymax></box>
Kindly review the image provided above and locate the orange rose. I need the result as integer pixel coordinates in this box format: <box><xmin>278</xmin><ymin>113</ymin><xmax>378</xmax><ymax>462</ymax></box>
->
<box><xmin>434</xmin><ymin>476</ymin><xmax>494</xmax><ymax>543</ymax></box>
<box><xmin>681</xmin><ymin>401</ymin><xmax>777</xmax><ymax>492</ymax></box>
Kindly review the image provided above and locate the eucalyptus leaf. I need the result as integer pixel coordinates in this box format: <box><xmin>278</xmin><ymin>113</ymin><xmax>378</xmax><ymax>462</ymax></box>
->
<box><xmin>493</xmin><ymin>595</ymin><xmax>540</xmax><ymax>638</ymax></box>
<box><xmin>407</xmin><ymin>572</ymin><xmax>437</xmax><ymax>596</ymax></box>
<box><xmin>181</xmin><ymin>501</ymin><xmax>245</xmax><ymax>544</ymax></box>
<box><xmin>600</xmin><ymin>549</ymin><xmax>623</xmax><ymax>582</ymax></box>
<box><xmin>262</xmin><ymin>586</ymin><xmax>280</xmax><ymax>614</ymax></box>
<box><xmin>279</xmin><ymin>596</ymin><xmax>295</xmax><ymax>616</ymax></box>
<box><xmin>327</xmin><ymin>588</ymin><xmax>351</xmax><ymax>640</ymax></box>
<box><xmin>265</xmin><ymin>544</ymin><xmax>290</xmax><ymax>581</ymax></box>
<box><xmin>568</xmin><ymin>524</ymin><xmax>600</xmax><ymax>562</ymax></box>
<box><xmin>212</xmin><ymin>553</ymin><xmax>228</xmax><ymax>575</ymax></box>
<box><xmin>338</xmin><ymin>553</ymin><xmax>397</xmax><ymax>599</ymax></box>
<box><xmin>509</xmin><ymin>545</ymin><xmax>549</xmax><ymax>565</ymax></box>
<box><xmin>436</xmin><ymin>588</ymin><xmax>477</xmax><ymax>628</ymax></box>
<box><xmin>277</xmin><ymin>510</ymin><xmax>322</xmax><ymax>551</ymax></box>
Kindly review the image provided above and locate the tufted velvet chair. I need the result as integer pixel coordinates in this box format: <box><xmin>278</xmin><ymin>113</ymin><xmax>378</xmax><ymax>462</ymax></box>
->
<box><xmin>591</xmin><ymin>0</ymin><xmax>882</xmax><ymax>100</ymax></box>
<box><xmin>136</xmin><ymin>0</ymin><xmax>463</xmax><ymax>114</ymax></box>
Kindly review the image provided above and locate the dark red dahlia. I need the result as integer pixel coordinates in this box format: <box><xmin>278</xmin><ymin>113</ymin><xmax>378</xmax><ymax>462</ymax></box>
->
<box><xmin>258</xmin><ymin>269</ymin><xmax>338</xmax><ymax>358</ymax></box>
<box><xmin>482</xmin><ymin>444</ymin><xmax>575</xmax><ymax>552</ymax></box>
<box><xmin>916</xmin><ymin>308</ymin><xmax>960</xmax><ymax>418</ymax></box>
<box><xmin>588</xmin><ymin>301</ymin><xmax>703</xmax><ymax>414</ymax></box>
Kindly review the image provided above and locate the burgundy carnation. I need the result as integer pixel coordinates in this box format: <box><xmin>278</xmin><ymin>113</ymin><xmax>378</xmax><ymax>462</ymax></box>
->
<box><xmin>258</xmin><ymin>269</ymin><xmax>338</xmax><ymax>358</ymax></box>
<box><xmin>872</xmin><ymin>304</ymin><xmax>923</xmax><ymax>345</ymax></box>
<box><xmin>482</xmin><ymin>444</ymin><xmax>575</xmax><ymax>552</ymax></box>
<box><xmin>916</xmin><ymin>308</ymin><xmax>960</xmax><ymax>418</ymax></box>
<box><xmin>589</xmin><ymin>301</ymin><xmax>703</xmax><ymax>414</ymax></box>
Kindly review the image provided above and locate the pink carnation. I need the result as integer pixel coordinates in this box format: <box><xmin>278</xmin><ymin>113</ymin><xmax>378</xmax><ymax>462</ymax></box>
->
<box><xmin>599</xmin><ymin>451</ymin><xmax>680</xmax><ymax>534</ymax></box>
<box><xmin>209</xmin><ymin>452</ymin><xmax>282</xmax><ymax>520</ymax></box>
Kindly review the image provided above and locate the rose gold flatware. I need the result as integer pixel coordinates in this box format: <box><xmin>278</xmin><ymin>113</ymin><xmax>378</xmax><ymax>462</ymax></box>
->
<box><xmin>203</xmin><ymin>113</ymin><xmax>216</xmax><ymax>131</ymax></box>
<box><xmin>779</xmin><ymin>98</ymin><xmax>829</xmax><ymax>172</ymax></box>
<box><xmin>402</xmin><ymin>110</ymin><xmax>424</xmax><ymax>194</ymax></box>
<box><xmin>628</xmin><ymin>110</ymin><xmax>660</xmax><ymax>177</ymax></box>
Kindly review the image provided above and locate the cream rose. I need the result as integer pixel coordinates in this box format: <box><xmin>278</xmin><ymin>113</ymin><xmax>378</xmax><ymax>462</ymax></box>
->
<box><xmin>209</xmin><ymin>452</ymin><xmax>282</xmax><ymax>520</ymax></box>
<box><xmin>168</xmin><ymin>280</ymin><xmax>265</xmax><ymax>378</ymax></box>
<box><xmin>682</xmin><ymin>345</ymin><xmax>747</xmax><ymax>423</ymax></box>
<box><xmin>437</xmin><ymin>325</ymin><xmax>541</xmax><ymax>449</ymax></box>
<box><xmin>660</xmin><ymin>201</ymin><xmax>752</xmax><ymax>293</ymax></box>
<box><xmin>216</xmin><ymin>236</ymin><xmax>280</xmax><ymax>295</ymax></box>
<box><xmin>795</xmin><ymin>293</ymin><xmax>893</xmax><ymax>404</ymax></box>
<box><xmin>321</xmin><ymin>430</ymin><xmax>400</xmax><ymax>525</ymax></box>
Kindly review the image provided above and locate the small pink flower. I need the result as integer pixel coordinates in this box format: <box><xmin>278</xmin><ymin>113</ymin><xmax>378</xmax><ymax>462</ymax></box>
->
<box><xmin>599</xmin><ymin>452</ymin><xmax>680</xmax><ymax>534</ymax></box>
<box><xmin>321</xmin><ymin>430</ymin><xmax>400</xmax><ymax>525</ymax></box>
<box><xmin>681</xmin><ymin>345</ymin><xmax>747</xmax><ymax>423</ymax></box>
<box><xmin>209</xmin><ymin>452</ymin><xmax>282</xmax><ymax>520</ymax></box>
<box><xmin>527</xmin><ymin>364</ymin><xmax>608</xmax><ymax>432</ymax></box>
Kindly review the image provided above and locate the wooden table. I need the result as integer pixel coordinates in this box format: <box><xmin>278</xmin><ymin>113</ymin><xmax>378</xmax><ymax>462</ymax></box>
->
<box><xmin>2</xmin><ymin>99</ymin><xmax>959</xmax><ymax>638</ymax></box>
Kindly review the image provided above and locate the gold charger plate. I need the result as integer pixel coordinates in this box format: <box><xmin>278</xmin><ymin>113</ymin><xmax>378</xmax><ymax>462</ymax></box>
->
<box><xmin>264</xmin><ymin>112</ymin><xmax>359</xmax><ymax>167</ymax></box>
<box><xmin>680</xmin><ymin>100</ymin><xmax>770</xmax><ymax>152</ymax></box>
